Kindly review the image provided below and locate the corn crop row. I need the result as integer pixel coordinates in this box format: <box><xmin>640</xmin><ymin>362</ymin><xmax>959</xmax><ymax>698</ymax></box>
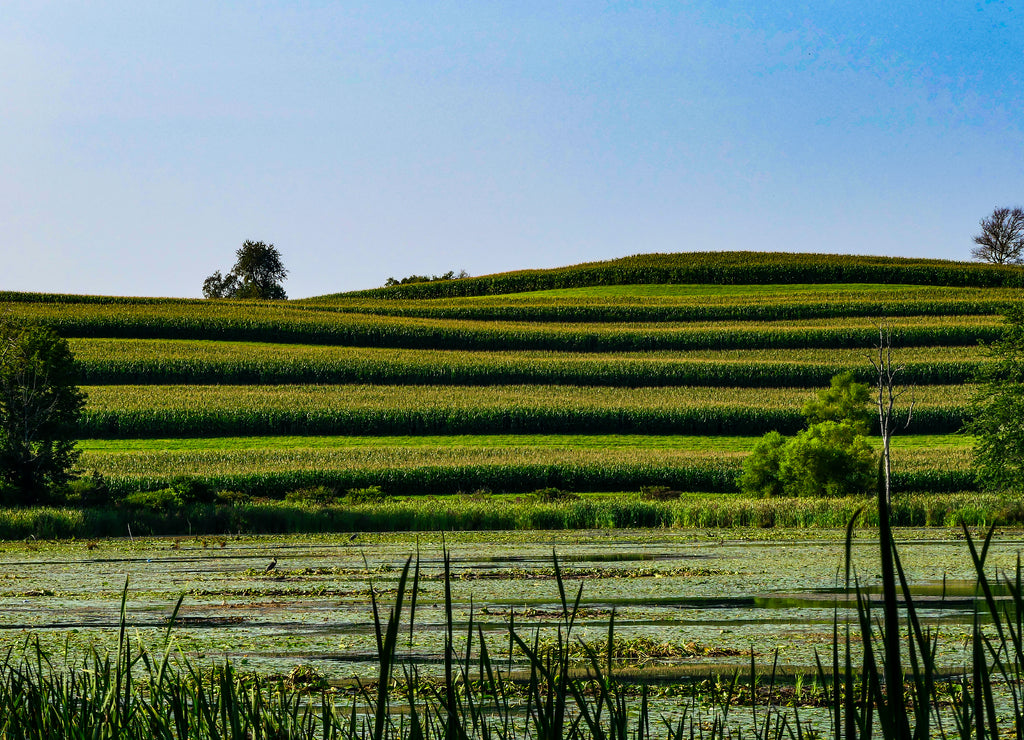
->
<box><xmin>334</xmin><ymin>251</ymin><xmax>1024</xmax><ymax>298</ymax></box>
<box><xmin>75</xmin><ymin>356</ymin><xmax>983</xmax><ymax>387</ymax></box>
<box><xmin>321</xmin><ymin>297</ymin><xmax>1015</xmax><ymax>323</ymax></box>
<box><xmin>80</xmin><ymin>383</ymin><xmax>967</xmax><ymax>437</ymax></box>
<box><xmin>2</xmin><ymin>300</ymin><xmax>1003</xmax><ymax>350</ymax></box>
<box><xmin>85</xmin><ymin>442</ymin><xmax>972</xmax><ymax>496</ymax></box>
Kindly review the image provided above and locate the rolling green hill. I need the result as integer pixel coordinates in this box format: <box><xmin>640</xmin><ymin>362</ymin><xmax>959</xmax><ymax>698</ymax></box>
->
<box><xmin>0</xmin><ymin>251</ymin><xmax>1012</xmax><ymax>499</ymax></box>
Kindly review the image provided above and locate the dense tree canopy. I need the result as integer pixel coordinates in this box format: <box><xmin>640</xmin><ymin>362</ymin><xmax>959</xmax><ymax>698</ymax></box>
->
<box><xmin>203</xmin><ymin>241</ymin><xmax>288</xmax><ymax>299</ymax></box>
<box><xmin>968</xmin><ymin>306</ymin><xmax>1024</xmax><ymax>492</ymax></box>
<box><xmin>0</xmin><ymin>323</ymin><xmax>85</xmax><ymax>496</ymax></box>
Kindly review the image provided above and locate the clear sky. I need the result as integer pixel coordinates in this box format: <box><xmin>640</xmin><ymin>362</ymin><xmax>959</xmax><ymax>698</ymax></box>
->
<box><xmin>2</xmin><ymin>1</ymin><xmax>1021</xmax><ymax>298</ymax></box>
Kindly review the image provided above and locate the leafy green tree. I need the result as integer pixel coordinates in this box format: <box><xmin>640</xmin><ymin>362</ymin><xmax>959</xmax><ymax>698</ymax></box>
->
<box><xmin>203</xmin><ymin>240</ymin><xmax>288</xmax><ymax>299</ymax></box>
<box><xmin>737</xmin><ymin>431</ymin><xmax>787</xmax><ymax>497</ymax></box>
<box><xmin>739</xmin><ymin>373</ymin><xmax>875</xmax><ymax>497</ymax></box>
<box><xmin>800</xmin><ymin>370</ymin><xmax>873</xmax><ymax>434</ymax></box>
<box><xmin>777</xmin><ymin>421</ymin><xmax>876</xmax><ymax>498</ymax></box>
<box><xmin>968</xmin><ymin>305</ymin><xmax>1024</xmax><ymax>492</ymax></box>
<box><xmin>0</xmin><ymin>323</ymin><xmax>86</xmax><ymax>496</ymax></box>
<box><xmin>384</xmin><ymin>270</ymin><xmax>469</xmax><ymax>287</ymax></box>
<box><xmin>201</xmin><ymin>270</ymin><xmax>239</xmax><ymax>299</ymax></box>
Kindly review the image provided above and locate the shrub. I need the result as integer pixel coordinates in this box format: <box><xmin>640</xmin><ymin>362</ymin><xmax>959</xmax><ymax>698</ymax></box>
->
<box><xmin>778</xmin><ymin>421</ymin><xmax>876</xmax><ymax>497</ymax></box>
<box><xmin>121</xmin><ymin>488</ymin><xmax>182</xmax><ymax>511</ymax></box>
<box><xmin>639</xmin><ymin>485</ymin><xmax>682</xmax><ymax>501</ymax></box>
<box><xmin>740</xmin><ymin>373</ymin><xmax>876</xmax><ymax>497</ymax></box>
<box><xmin>57</xmin><ymin>471</ymin><xmax>111</xmax><ymax>506</ymax></box>
<box><xmin>284</xmin><ymin>486</ymin><xmax>340</xmax><ymax>505</ymax></box>
<box><xmin>168</xmin><ymin>476</ymin><xmax>215</xmax><ymax>504</ymax></box>
<box><xmin>345</xmin><ymin>485</ymin><xmax>388</xmax><ymax>504</ymax></box>
<box><xmin>738</xmin><ymin>431</ymin><xmax>788</xmax><ymax>497</ymax></box>
<box><xmin>215</xmin><ymin>489</ymin><xmax>252</xmax><ymax>506</ymax></box>
<box><xmin>531</xmin><ymin>487</ymin><xmax>579</xmax><ymax>502</ymax></box>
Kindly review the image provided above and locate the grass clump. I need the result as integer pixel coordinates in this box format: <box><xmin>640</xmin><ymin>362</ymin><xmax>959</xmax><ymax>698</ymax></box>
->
<box><xmin>284</xmin><ymin>485</ymin><xmax>341</xmax><ymax>505</ymax></box>
<box><xmin>639</xmin><ymin>485</ymin><xmax>682</xmax><ymax>500</ymax></box>
<box><xmin>344</xmin><ymin>485</ymin><xmax>389</xmax><ymax>504</ymax></box>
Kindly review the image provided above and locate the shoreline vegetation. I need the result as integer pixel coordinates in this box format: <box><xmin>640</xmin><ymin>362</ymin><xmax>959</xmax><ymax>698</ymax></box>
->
<box><xmin>0</xmin><ymin>490</ymin><xmax>1015</xmax><ymax>540</ymax></box>
<box><xmin>2</xmin><ymin>525</ymin><xmax>1024</xmax><ymax>738</ymax></box>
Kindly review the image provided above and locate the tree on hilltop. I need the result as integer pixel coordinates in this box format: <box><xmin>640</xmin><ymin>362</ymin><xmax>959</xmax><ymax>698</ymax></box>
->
<box><xmin>203</xmin><ymin>241</ymin><xmax>288</xmax><ymax>299</ymax></box>
<box><xmin>972</xmin><ymin>207</ymin><xmax>1024</xmax><ymax>265</ymax></box>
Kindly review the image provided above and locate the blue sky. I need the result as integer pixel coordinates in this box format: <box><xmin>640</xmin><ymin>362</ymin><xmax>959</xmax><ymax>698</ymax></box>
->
<box><xmin>2</xmin><ymin>1</ymin><xmax>1021</xmax><ymax>298</ymax></box>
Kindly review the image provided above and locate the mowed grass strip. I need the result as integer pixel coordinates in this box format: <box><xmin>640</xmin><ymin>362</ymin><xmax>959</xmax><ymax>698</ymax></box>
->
<box><xmin>70</xmin><ymin>339</ymin><xmax>985</xmax><ymax>387</ymax></box>
<box><xmin>78</xmin><ymin>433</ymin><xmax>971</xmax><ymax>452</ymax></box>
<box><xmin>79</xmin><ymin>384</ymin><xmax>970</xmax><ymax>438</ymax></box>
<box><xmin>1</xmin><ymin>298</ymin><xmax>1003</xmax><ymax>351</ymax></box>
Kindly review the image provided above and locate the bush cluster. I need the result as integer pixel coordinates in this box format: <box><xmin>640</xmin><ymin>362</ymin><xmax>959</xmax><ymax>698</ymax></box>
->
<box><xmin>739</xmin><ymin>373</ymin><xmax>876</xmax><ymax>497</ymax></box>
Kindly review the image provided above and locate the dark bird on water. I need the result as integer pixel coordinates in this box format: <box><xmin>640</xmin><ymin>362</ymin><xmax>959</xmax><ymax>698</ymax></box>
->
<box><xmin>265</xmin><ymin>558</ymin><xmax>277</xmax><ymax>573</ymax></box>
<box><xmin>348</xmin><ymin>533</ymin><xmax>358</xmax><ymax>542</ymax></box>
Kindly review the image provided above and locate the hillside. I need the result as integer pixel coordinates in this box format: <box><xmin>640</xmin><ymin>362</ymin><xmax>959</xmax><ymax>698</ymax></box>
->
<box><xmin>0</xmin><ymin>252</ymin><xmax>1009</xmax><ymax>503</ymax></box>
<box><xmin>309</xmin><ymin>251</ymin><xmax>1024</xmax><ymax>300</ymax></box>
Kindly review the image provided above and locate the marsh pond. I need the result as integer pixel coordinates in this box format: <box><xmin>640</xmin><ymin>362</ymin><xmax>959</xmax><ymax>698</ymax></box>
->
<box><xmin>0</xmin><ymin>527</ymin><xmax>1017</xmax><ymax>685</ymax></box>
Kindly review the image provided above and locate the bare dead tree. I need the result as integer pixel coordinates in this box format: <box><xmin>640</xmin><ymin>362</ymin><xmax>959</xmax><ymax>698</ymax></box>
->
<box><xmin>972</xmin><ymin>207</ymin><xmax>1024</xmax><ymax>265</ymax></box>
<box><xmin>868</xmin><ymin>325</ymin><xmax>915</xmax><ymax>730</ymax></box>
<box><xmin>871</xmin><ymin>326</ymin><xmax>915</xmax><ymax>506</ymax></box>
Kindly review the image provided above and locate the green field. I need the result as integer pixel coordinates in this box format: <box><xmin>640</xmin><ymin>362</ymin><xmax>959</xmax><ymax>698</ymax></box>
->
<box><xmin>0</xmin><ymin>251</ymin><xmax>1011</xmax><ymax>509</ymax></box>
<box><xmin>77</xmin><ymin>383</ymin><xmax>963</xmax><ymax>437</ymax></box>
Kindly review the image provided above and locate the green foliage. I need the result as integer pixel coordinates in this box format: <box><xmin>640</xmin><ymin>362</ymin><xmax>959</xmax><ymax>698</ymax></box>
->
<box><xmin>968</xmin><ymin>305</ymin><xmax>1024</xmax><ymax>493</ymax></box>
<box><xmin>121</xmin><ymin>487</ymin><xmax>182</xmax><ymax>510</ymax></box>
<box><xmin>119</xmin><ymin>477</ymin><xmax>215</xmax><ymax>510</ymax></box>
<box><xmin>384</xmin><ymin>269</ymin><xmax>468</xmax><ymax>286</ymax></box>
<box><xmin>0</xmin><ymin>490</ymin><xmax>1003</xmax><ymax>538</ymax></box>
<box><xmin>0</xmin><ymin>323</ymin><xmax>86</xmax><ymax>497</ymax></box>
<box><xmin>203</xmin><ymin>240</ymin><xmax>288</xmax><ymax>300</ymax></box>
<box><xmin>345</xmin><ymin>484</ymin><xmax>388</xmax><ymax>503</ymax></box>
<box><xmin>214</xmin><ymin>489</ymin><xmax>251</xmax><ymax>505</ymax></box>
<box><xmin>775</xmin><ymin>421</ymin><xmax>876</xmax><ymax>497</ymax></box>
<box><xmin>0</xmin><ymin>295</ymin><xmax>1004</xmax><ymax>353</ymax></box>
<box><xmin>0</xmin><ymin>254</ymin><xmax>1004</xmax><ymax>512</ymax></box>
<box><xmin>740</xmin><ymin>376</ymin><xmax>876</xmax><ymax>497</ymax></box>
<box><xmin>284</xmin><ymin>485</ymin><xmax>340</xmax><ymax>504</ymax></box>
<box><xmin>167</xmin><ymin>475</ymin><xmax>215</xmax><ymax>503</ymax></box>
<box><xmin>737</xmin><ymin>431</ymin><xmax>787</xmax><ymax>497</ymax></box>
<box><xmin>800</xmin><ymin>370</ymin><xmax>873</xmax><ymax>434</ymax></box>
<box><xmin>55</xmin><ymin>470</ymin><xmax>111</xmax><ymax>506</ymax></box>
<box><xmin>530</xmin><ymin>486</ymin><xmax>579</xmax><ymax>502</ymax></box>
<box><xmin>638</xmin><ymin>485</ymin><xmax>681</xmax><ymax>500</ymax></box>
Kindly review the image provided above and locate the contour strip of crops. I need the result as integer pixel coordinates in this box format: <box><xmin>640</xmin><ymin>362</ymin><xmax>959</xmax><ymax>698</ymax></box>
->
<box><xmin>69</xmin><ymin>338</ymin><xmax>986</xmax><ymax>387</ymax></box>
<box><xmin>83</xmin><ymin>442</ymin><xmax>972</xmax><ymax>496</ymax></box>
<box><xmin>79</xmin><ymin>383</ymin><xmax>969</xmax><ymax>437</ymax></box>
<box><xmin>0</xmin><ymin>300</ymin><xmax>1004</xmax><ymax>351</ymax></box>
<box><xmin>307</xmin><ymin>285</ymin><xmax>1021</xmax><ymax>322</ymax></box>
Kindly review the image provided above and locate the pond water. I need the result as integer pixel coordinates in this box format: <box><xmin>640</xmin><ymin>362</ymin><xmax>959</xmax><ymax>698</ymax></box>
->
<box><xmin>0</xmin><ymin>527</ymin><xmax>1019</xmax><ymax>684</ymax></box>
